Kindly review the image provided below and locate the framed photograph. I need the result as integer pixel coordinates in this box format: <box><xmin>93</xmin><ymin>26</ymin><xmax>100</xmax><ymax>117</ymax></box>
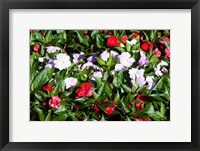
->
<box><xmin>0</xmin><ymin>0</ymin><xmax>200</xmax><ymax>151</ymax></box>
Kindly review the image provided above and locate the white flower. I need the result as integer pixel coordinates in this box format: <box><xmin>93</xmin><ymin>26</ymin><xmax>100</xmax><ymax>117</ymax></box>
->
<box><xmin>146</xmin><ymin>76</ymin><xmax>156</xmax><ymax>89</ymax></box>
<box><xmin>64</xmin><ymin>77</ymin><xmax>78</xmax><ymax>89</ymax></box>
<box><xmin>119</xmin><ymin>52</ymin><xmax>135</xmax><ymax>67</ymax></box>
<box><xmin>129</xmin><ymin>68</ymin><xmax>146</xmax><ymax>87</ymax></box>
<box><xmin>38</xmin><ymin>57</ymin><xmax>44</xmax><ymax>62</ymax></box>
<box><xmin>90</xmin><ymin>71</ymin><xmax>103</xmax><ymax>81</ymax></box>
<box><xmin>126</xmin><ymin>39</ymin><xmax>137</xmax><ymax>45</ymax></box>
<box><xmin>100</xmin><ymin>51</ymin><xmax>110</xmax><ymax>61</ymax></box>
<box><xmin>54</xmin><ymin>53</ymin><xmax>71</xmax><ymax>70</ymax></box>
<box><xmin>115</xmin><ymin>64</ymin><xmax>124</xmax><ymax>72</ymax></box>
<box><xmin>46</xmin><ymin>46</ymin><xmax>61</xmax><ymax>53</ymax></box>
<box><xmin>155</xmin><ymin>61</ymin><xmax>168</xmax><ymax>76</ymax></box>
<box><xmin>81</xmin><ymin>62</ymin><xmax>94</xmax><ymax>70</ymax></box>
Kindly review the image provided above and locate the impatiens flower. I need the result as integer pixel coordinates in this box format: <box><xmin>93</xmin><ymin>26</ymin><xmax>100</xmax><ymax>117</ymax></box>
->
<box><xmin>54</xmin><ymin>53</ymin><xmax>71</xmax><ymax>70</ymax></box>
<box><xmin>81</xmin><ymin>62</ymin><xmax>94</xmax><ymax>70</ymax></box>
<box><xmin>146</xmin><ymin>76</ymin><xmax>156</xmax><ymax>89</ymax></box>
<box><xmin>132</xmin><ymin>32</ymin><xmax>139</xmax><ymax>39</ymax></box>
<box><xmin>155</xmin><ymin>60</ymin><xmax>168</xmax><ymax>76</ymax></box>
<box><xmin>136</xmin><ymin>94</ymin><xmax>150</xmax><ymax>103</ymax></box>
<box><xmin>64</xmin><ymin>77</ymin><xmax>78</xmax><ymax>89</ymax></box>
<box><xmin>105</xmin><ymin>106</ymin><xmax>115</xmax><ymax>115</ymax></box>
<box><xmin>141</xmin><ymin>42</ymin><xmax>153</xmax><ymax>52</ymax></box>
<box><xmin>107</xmin><ymin>36</ymin><xmax>120</xmax><ymax>47</ymax></box>
<box><xmin>126</xmin><ymin>39</ymin><xmax>137</xmax><ymax>45</ymax></box>
<box><xmin>46</xmin><ymin>46</ymin><xmax>60</xmax><ymax>53</ymax></box>
<box><xmin>87</xmin><ymin>55</ymin><xmax>97</xmax><ymax>63</ymax></box>
<box><xmin>49</xmin><ymin>96</ymin><xmax>62</xmax><ymax>109</ymax></box>
<box><xmin>45</xmin><ymin>58</ymin><xmax>55</xmax><ymax>68</ymax></box>
<box><xmin>90</xmin><ymin>71</ymin><xmax>103</xmax><ymax>81</ymax></box>
<box><xmin>136</xmin><ymin>117</ymin><xmax>151</xmax><ymax>121</ymax></box>
<box><xmin>110</xmin><ymin>50</ymin><xmax>119</xmax><ymax>62</ymax></box>
<box><xmin>100</xmin><ymin>51</ymin><xmax>110</xmax><ymax>61</ymax></box>
<box><xmin>115</xmin><ymin>64</ymin><xmax>124</xmax><ymax>72</ymax></box>
<box><xmin>33</xmin><ymin>45</ymin><xmax>40</xmax><ymax>53</ymax></box>
<box><xmin>94</xmin><ymin>105</ymin><xmax>100</xmax><ymax>112</ymax></box>
<box><xmin>43</xmin><ymin>85</ymin><xmax>54</xmax><ymax>92</ymax></box>
<box><xmin>165</xmin><ymin>48</ymin><xmax>170</xmax><ymax>60</ymax></box>
<box><xmin>137</xmin><ymin>51</ymin><xmax>149</xmax><ymax>67</ymax></box>
<box><xmin>73</xmin><ymin>52</ymin><xmax>84</xmax><ymax>63</ymax></box>
<box><xmin>76</xmin><ymin>83</ymin><xmax>93</xmax><ymax>98</ymax></box>
<box><xmin>129</xmin><ymin>68</ymin><xmax>146</xmax><ymax>87</ymax></box>
<box><xmin>38</xmin><ymin>57</ymin><xmax>44</xmax><ymax>62</ymax></box>
<box><xmin>153</xmin><ymin>48</ymin><xmax>161</xmax><ymax>59</ymax></box>
<box><xmin>42</xmin><ymin>102</ymin><xmax>46</xmax><ymax>106</ymax></box>
<box><xmin>119</xmin><ymin>52</ymin><xmax>135</xmax><ymax>67</ymax></box>
<box><xmin>136</xmin><ymin>103</ymin><xmax>144</xmax><ymax>110</ymax></box>
<box><xmin>162</xmin><ymin>67</ymin><xmax>168</xmax><ymax>73</ymax></box>
<box><xmin>121</xmin><ymin>35</ymin><xmax>128</xmax><ymax>44</ymax></box>
<box><xmin>30</xmin><ymin>30</ymin><xmax>34</xmax><ymax>33</ymax></box>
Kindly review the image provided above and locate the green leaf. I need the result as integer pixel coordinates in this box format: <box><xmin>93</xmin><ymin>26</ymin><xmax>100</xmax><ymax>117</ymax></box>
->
<box><xmin>103</xmin><ymin>70</ymin><xmax>110</xmax><ymax>81</ymax></box>
<box><xmin>31</xmin><ymin>68</ymin><xmax>54</xmax><ymax>92</ymax></box>
<box><xmin>53</xmin><ymin>114</ymin><xmax>68</xmax><ymax>121</ymax></box>
<box><xmin>107</xmin><ymin>55</ymin><xmax>114</xmax><ymax>68</ymax></box>
<box><xmin>149</xmin><ymin>94</ymin><xmax>167</xmax><ymax>102</ymax></box>
<box><xmin>45</xmin><ymin>110</ymin><xmax>52</xmax><ymax>121</ymax></box>
<box><xmin>75</xmin><ymin>31</ymin><xmax>89</xmax><ymax>46</ymax></box>
<box><xmin>74</xmin><ymin>97</ymin><xmax>87</xmax><ymax>103</ymax></box>
<box><xmin>131</xmin><ymin>43</ymin><xmax>140</xmax><ymax>51</ymax></box>
<box><xmin>96</xmin><ymin>57</ymin><xmax>106</xmax><ymax>66</ymax></box>
<box><xmin>126</xmin><ymin>43</ymin><xmax>131</xmax><ymax>52</ymax></box>
<box><xmin>122</xmin><ymin>84</ymin><xmax>131</xmax><ymax>93</ymax></box>
<box><xmin>114</xmin><ymin>89</ymin><xmax>120</xmax><ymax>102</ymax></box>
<box><xmin>35</xmin><ymin>31</ymin><xmax>45</xmax><ymax>42</ymax></box>
<box><xmin>35</xmin><ymin>107</ymin><xmax>45</xmax><ymax>121</ymax></box>
<box><xmin>34</xmin><ymin>91</ymin><xmax>44</xmax><ymax>101</ymax></box>
<box><xmin>160</xmin><ymin>102</ymin><xmax>166</xmax><ymax>115</ymax></box>
<box><xmin>96</xmin><ymin>34</ymin><xmax>105</xmax><ymax>48</ymax></box>
<box><xmin>45</xmin><ymin>30</ymin><xmax>53</xmax><ymax>42</ymax></box>
<box><xmin>68</xmin><ymin>113</ymin><xmax>78</xmax><ymax>121</ymax></box>
<box><xmin>91</xmin><ymin>30</ymin><xmax>99</xmax><ymax>37</ymax></box>
<box><xmin>51</xmin><ymin>79</ymin><xmax>65</xmax><ymax>96</ymax></box>
<box><xmin>115</xmin><ymin>46</ymin><xmax>125</xmax><ymax>52</ymax></box>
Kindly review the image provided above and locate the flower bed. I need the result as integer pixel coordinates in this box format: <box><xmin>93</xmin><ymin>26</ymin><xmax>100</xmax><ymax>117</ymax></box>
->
<box><xmin>30</xmin><ymin>30</ymin><xmax>170</xmax><ymax>121</ymax></box>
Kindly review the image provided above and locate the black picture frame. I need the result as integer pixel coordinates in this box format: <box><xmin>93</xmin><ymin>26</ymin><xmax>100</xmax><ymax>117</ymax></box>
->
<box><xmin>0</xmin><ymin>0</ymin><xmax>199</xmax><ymax>151</ymax></box>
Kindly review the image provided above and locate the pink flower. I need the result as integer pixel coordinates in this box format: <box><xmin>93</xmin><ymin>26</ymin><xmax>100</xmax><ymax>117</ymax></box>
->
<box><xmin>153</xmin><ymin>48</ymin><xmax>161</xmax><ymax>59</ymax></box>
<box><xmin>121</xmin><ymin>35</ymin><xmax>128</xmax><ymax>44</ymax></box>
<box><xmin>49</xmin><ymin>96</ymin><xmax>62</xmax><ymax>109</ymax></box>
<box><xmin>33</xmin><ymin>45</ymin><xmax>40</xmax><ymax>53</ymax></box>
<box><xmin>165</xmin><ymin>48</ymin><xmax>170</xmax><ymax>60</ymax></box>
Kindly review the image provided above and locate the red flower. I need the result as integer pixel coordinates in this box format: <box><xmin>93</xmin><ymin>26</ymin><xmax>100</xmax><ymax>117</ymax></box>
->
<box><xmin>108</xmin><ymin>31</ymin><xmax>113</xmax><ymax>35</ymax></box>
<box><xmin>33</xmin><ymin>45</ymin><xmax>40</xmax><ymax>53</ymax></box>
<box><xmin>43</xmin><ymin>85</ymin><xmax>54</xmax><ymax>92</ymax></box>
<box><xmin>153</xmin><ymin>48</ymin><xmax>161</xmax><ymax>59</ymax></box>
<box><xmin>30</xmin><ymin>30</ymin><xmax>34</xmax><ymax>33</ymax></box>
<box><xmin>85</xmin><ymin>34</ymin><xmax>90</xmax><ymax>39</ymax></box>
<box><xmin>136</xmin><ymin>94</ymin><xmax>150</xmax><ymax>103</ymax></box>
<box><xmin>49</xmin><ymin>96</ymin><xmax>62</xmax><ymax>109</ymax></box>
<box><xmin>41</xmin><ymin>31</ymin><xmax>46</xmax><ymax>36</ymax></box>
<box><xmin>136</xmin><ymin>103</ymin><xmax>144</xmax><ymax>110</ymax></box>
<box><xmin>107</xmin><ymin>36</ymin><xmax>120</xmax><ymax>47</ymax></box>
<box><xmin>121</xmin><ymin>35</ymin><xmax>128</xmax><ymax>44</ymax></box>
<box><xmin>99</xmin><ymin>30</ymin><xmax>104</xmax><ymax>33</ymax></box>
<box><xmin>136</xmin><ymin>117</ymin><xmax>151</xmax><ymax>121</ymax></box>
<box><xmin>94</xmin><ymin>105</ymin><xmax>100</xmax><ymax>112</ymax></box>
<box><xmin>164</xmin><ymin>37</ymin><xmax>170</xmax><ymax>42</ymax></box>
<box><xmin>110</xmin><ymin>100</ymin><xmax>118</xmax><ymax>105</ymax></box>
<box><xmin>42</xmin><ymin>102</ymin><xmax>46</xmax><ymax>106</ymax></box>
<box><xmin>105</xmin><ymin>106</ymin><xmax>115</xmax><ymax>115</ymax></box>
<box><xmin>165</xmin><ymin>48</ymin><xmax>170</xmax><ymax>60</ymax></box>
<box><xmin>132</xmin><ymin>32</ymin><xmax>139</xmax><ymax>39</ymax></box>
<box><xmin>76</xmin><ymin>83</ymin><xmax>93</xmax><ymax>98</ymax></box>
<box><xmin>141</xmin><ymin>42</ymin><xmax>153</xmax><ymax>52</ymax></box>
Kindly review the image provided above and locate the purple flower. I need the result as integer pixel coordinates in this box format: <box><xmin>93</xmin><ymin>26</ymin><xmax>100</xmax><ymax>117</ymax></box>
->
<box><xmin>137</xmin><ymin>52</ymin><xmax>149</xmax><ymax>67</ymax></box>
<box><xmin>146</xmin><ymin>76</ymin><xmax>156</xmax><ymax>89</ymax></box>
<box><xmin>90</xmin><ymin>71</ymin><xmax>103</xmax><ymax>81</ymax></box>
<box><xmin>45</xmin><ymin>58</ymin><xmax>55</xmax><ymax>68</ymax></box>
<box><xmin>87</xmin><ymin>55</ymin><xmax>97</xmax><ymax>63</ymax></box>
<box><xmin>73</xmin><ymin>52</ymin><xmax>84</xmax><ymax>64</ymax></box>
